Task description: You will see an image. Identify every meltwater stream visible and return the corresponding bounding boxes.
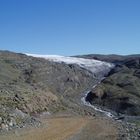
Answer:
[81,82,115,119]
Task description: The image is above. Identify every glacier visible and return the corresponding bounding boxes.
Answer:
[26,54,114,77]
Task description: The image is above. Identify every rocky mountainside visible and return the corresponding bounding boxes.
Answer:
[0,51,112,131]
[0,51,140,139]
[79,54,140,116]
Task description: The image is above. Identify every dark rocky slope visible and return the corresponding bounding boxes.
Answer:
[81,54,140,116]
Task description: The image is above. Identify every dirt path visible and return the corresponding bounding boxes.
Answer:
[0,116,118,140]
[68,117,118,140]
[0,116,87,140]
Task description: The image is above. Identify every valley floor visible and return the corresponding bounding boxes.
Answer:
[0,114,119,140]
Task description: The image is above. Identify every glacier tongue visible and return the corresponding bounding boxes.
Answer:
[26,54,114,77]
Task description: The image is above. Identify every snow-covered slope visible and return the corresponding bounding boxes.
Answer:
[26,54,114,78]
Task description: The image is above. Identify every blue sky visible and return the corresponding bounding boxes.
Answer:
[0,0,140,55]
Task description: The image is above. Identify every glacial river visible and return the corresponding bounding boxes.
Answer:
[81,82,115,119]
